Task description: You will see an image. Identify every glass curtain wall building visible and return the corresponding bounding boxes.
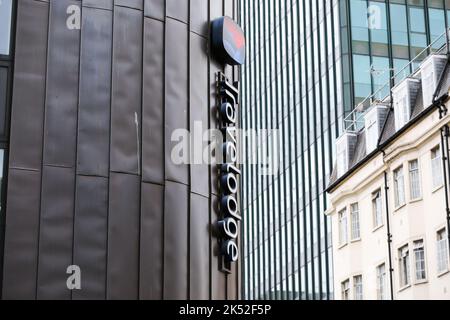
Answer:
[240,0,342,300]
[343,0,450,113]
[240,0,450,300]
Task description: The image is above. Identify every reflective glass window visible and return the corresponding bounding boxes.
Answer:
[369,1,389,56]
[372,56,390,99]
[390,4,410,59]
[409,7,427,59]
[428,8,446,48]
[353,54,372,103]
[351,0,369,54]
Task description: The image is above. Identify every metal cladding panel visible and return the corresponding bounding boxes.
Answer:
[83,0,113,10]
[190,34,209,197]
[4,0,241,301]
[2,169,41,299]
[208,0,224,199]
[163,181,188,300]
[107,172,140,300]
[190,193,210,300]
[139,182,164,300]
[115,0,143,10]
[144,0,164,20]
[209,60,222,197]
[77,6,112,178]
[37,166,75,300]
[210,195,226,300]
[190,0,208,36]
[110,6,142,175]
[166,0,188,23]
[224,0,234,26]
[72,176,108,300]
[210,0,223,20]
[9,0,48,170]
[165,18,189,185]
[43,0,80,167]
[142,18,164,185]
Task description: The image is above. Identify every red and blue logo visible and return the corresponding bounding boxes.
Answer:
[212,17,246,66]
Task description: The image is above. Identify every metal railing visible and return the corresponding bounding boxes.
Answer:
[343,27,450,133]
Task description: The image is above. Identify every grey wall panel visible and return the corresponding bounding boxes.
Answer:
[190,0,208,36]
[5,0,240,301]
[209,4,227,296]
[43,0,81,167]
[115,0,143,10]
[165,18,189,185]
[9,0,48,170]
[210,195,226,300]
[144,0,164,20]
[166,0,188,23]
[209,61,222,197]
[210,0,223,20]
[83,0,113,10]
[0,68,8,137]
[190,193,209,300]
[37,166,75,300]
[107,172,140,300]
[139,182,163,300]
[190,34,209,197]
[164,181,188,300]
[72,176,108,300]
[142,18,164,185]
[224,0,233,19]
[110,6,142,175]
[77,6,112,178]
[2,169,41,299]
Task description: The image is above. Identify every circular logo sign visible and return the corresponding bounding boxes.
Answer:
[211,16,246,66]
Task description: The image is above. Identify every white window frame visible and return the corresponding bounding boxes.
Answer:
[372,190,383,229]
[409,159,422,201]
[394,88,409,131]
[338,208,348,246]
[431,145,443,190]
[393,166,406,208]
[341,279,350,300]
[437,228,449,275]
[413,239,427,282]
[422,66,435,107]
[376,263,387,300]
[336,139,348,178]
[365,108,379,153]
[353,275,363,300]
[350,203,361,241]
[398,244,411,289]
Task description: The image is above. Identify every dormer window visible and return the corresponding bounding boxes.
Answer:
[421,54,447,107]
[336,132,357,178]
[364,104,388,154]
[392,78,421,131]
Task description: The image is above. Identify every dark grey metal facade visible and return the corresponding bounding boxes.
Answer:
[1,0,241,300]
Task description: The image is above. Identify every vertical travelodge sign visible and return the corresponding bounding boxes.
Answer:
[211,17,245,274]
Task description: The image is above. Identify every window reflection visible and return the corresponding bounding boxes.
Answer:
[429,8,446,48]
[353,54,371,103]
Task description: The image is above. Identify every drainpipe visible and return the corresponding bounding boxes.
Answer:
[441,124,450,259]
[383,171,394,300]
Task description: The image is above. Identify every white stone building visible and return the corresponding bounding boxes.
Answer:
[326,53,450,300]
